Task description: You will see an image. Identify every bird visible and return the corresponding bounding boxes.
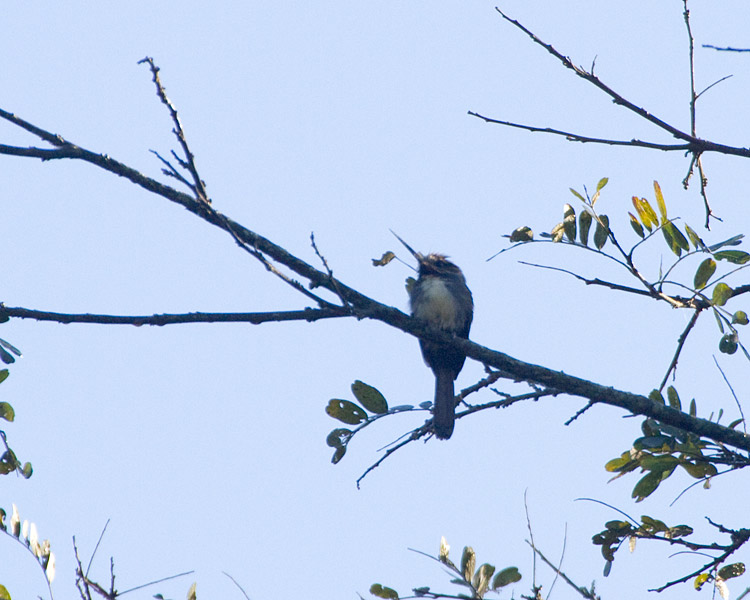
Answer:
[392,232,474,439]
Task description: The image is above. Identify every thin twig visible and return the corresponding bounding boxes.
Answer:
[138,57,210,204]
[85,520,111,578]
[658,307,703,391]
[713,356,747,435]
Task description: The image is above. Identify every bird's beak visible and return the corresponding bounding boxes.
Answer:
[389,229,421,260]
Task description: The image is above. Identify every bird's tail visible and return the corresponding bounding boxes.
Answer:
[433,370,456,439]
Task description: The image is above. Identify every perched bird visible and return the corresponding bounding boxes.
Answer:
[392,232,474,439]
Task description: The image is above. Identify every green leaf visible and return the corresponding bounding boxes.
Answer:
[718,562,745,580]
[666,386,681,410]
[0,348,14,365]
[594,215,609,250]
[640,515,668,533]
[662,222,689,256]
[550,223,565,243]
[714,250,750,264]
[653,181,667,223]
[693,258,716,289]
[689,398,696,417]
[0,584,10,600]
[0,403,14,422]
[325,399,368,425]
[0,370,8,385]
[605,520,633,533]
[639,455,679,472]
[632,471,667,502]
[628,213,644,238]
[579,211,592,246]
[666,524,693,538]
[596,177,609,191]
[370,584,399,599]
[712,283,733,307]
[680,460,717,479]
[20,463,32,479]
[684,224,704,250]
[461,546,476,581]
[351,381,388,414]
[719,333,738,355]
[563,204,576,242]
[603,560,612,577]
[732,311,749,325]
[492,567,521,589]
[509,226,533,243]
[326,428,352,448]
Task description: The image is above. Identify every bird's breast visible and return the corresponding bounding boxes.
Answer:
[412,276,466,331]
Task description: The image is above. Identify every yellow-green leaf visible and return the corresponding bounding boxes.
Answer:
[693,258,716,290]
[666,386,681,410]
[732,311,748,325]
[654,181,667,223]
[370,583,399,599]
[648,389,665,404]
[684,224,703,249]
[461,546,476,581]
[638,197,659,231]
[0,584,10,600]
[325,399,368,425]
[597,177,609,191]
[0,402,14,423]
[680,460,717,479]
[712,283,733,307]
[509,226,533,243]
[694,573,710,590]
[569,188,586,202]
[594,215,609,250]
[579,211,592,246]
[372,251,396,267]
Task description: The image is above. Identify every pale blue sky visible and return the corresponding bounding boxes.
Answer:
[1,2,749,599]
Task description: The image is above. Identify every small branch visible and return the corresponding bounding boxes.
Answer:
[658,307,703,391]
[485,9,750,159]
[0,305,347,326]
[702,44,750,52]
[713,356,747,435]
[138,57,210,204]
[467,112,692,151]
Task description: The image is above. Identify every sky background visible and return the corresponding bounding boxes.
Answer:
[1,1,750,599]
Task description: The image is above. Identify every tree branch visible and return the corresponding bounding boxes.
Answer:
[0,305,346,326]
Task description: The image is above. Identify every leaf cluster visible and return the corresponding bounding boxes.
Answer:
[370,538,521,599]
[604,386,747,502]
[326,381,422,464]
